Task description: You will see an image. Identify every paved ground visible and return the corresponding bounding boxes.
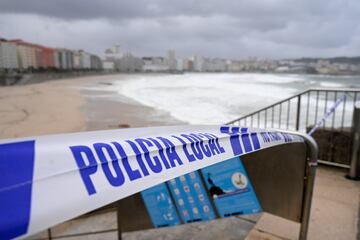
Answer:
[30,165,360,240]
[248,165,360,240]
[308,166,360,240]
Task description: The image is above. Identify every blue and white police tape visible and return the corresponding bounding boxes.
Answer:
[308,94,346,135]
[0,125,303,239]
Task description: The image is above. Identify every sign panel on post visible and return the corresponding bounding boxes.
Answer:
[168,172,216,223]
[201,157,262,217]
[141,183,181,228]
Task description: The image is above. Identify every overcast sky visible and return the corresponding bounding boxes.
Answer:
[0,0,359,59]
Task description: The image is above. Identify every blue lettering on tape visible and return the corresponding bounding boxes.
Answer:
[171,135,196,162]
[147,138,171,169]
[70,145,98,195]
[0,140,35,239]
[94,143,126,188]
[112,142,142,181]
[241,133,252,153]
[190,134,212,157]
[156,137,183,167]
[135,138,163,173]
[250,133,260,150]
[181,134,204,160]
[70,132,227,196]
[220,126,243,155]
[126,140,151,177]
[260,132,271,143]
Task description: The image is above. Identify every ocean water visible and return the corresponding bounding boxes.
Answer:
[88,73,360,125]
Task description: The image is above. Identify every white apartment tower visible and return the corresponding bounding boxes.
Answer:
[165,49,177,71]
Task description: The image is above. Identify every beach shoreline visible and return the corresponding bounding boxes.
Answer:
[78,74,183,131]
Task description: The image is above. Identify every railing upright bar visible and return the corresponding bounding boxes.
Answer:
[265,110,268,128]
[351,92,358,127]
[286,100,290,129]
[324,91,328,128]
[271,107,275,128]
[314,90,320,126]
[341,91,346,131]
[296,95,301,131]
[250,115,253,127]
[305,91,310,129]
[257,113,260,128]
[279,103,282,128]
[332,91,338,130]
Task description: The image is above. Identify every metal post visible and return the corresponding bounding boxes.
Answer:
[296,95,301,131]
[298,133,318,240]
[117,202,122,240]
[283,130,318,240]
[348,102,360,180]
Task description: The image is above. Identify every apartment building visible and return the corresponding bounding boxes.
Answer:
[10,40,37,70]
[0,39,19,69]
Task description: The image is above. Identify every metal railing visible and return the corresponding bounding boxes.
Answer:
[226,88,360,168]
[226,88,360,132]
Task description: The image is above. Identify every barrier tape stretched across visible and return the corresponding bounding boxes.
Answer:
[308,94,346,135]
[0,125,303,239]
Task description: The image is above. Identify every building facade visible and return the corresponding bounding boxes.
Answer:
[165,49,177,71]
[193,55,204,72]
[0,39,19,70]
[90,54,102,70]
[10,40,37,70]
[44,47,55,69]
[72,51,82,70]
[118,53,143,72]
[142,57,168,72]
[102,60,115,71]
[104,45,123,60]
[80,50,91,69]
[54,49,74,70]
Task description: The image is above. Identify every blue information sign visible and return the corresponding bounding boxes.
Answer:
[168,172,216,223]
[141,183,181,227]
[201,157,262,217]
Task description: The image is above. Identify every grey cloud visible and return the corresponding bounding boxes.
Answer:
[0,0,359,59]
[0,0,349,20]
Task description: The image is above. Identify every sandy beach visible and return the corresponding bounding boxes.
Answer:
[0,74,181,140]
[0,78,86,139]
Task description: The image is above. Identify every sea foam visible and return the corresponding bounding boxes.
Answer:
[85,73,358,125]
[114,73,300,124]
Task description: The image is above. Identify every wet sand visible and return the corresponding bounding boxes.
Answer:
[0,78,86,139]
[80,81,183,131]
[0,74,181,140]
